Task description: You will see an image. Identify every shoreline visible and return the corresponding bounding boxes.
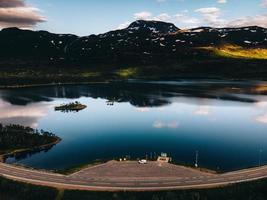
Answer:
[0,137,61,163]
[0,77,267,89]
[0,81,111,89]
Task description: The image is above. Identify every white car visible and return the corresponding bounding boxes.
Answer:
[138,159,147,164]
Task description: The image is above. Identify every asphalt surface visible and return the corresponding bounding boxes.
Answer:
[1,161,267,191]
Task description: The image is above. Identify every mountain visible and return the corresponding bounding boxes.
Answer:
[0,20,267,84]
[0,27,77,60]
[126,20,180,34]
[0,20,266,64]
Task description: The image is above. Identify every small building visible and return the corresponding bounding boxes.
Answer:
[157,153,172,163]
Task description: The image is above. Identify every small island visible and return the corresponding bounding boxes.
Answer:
[0,124,60,162]
[55,101,87,112]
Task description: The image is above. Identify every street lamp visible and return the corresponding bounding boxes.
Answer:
[195,151,199,168]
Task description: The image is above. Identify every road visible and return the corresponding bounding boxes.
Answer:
[1,161,267,191]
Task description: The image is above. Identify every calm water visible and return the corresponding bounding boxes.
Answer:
[1,80,267,171]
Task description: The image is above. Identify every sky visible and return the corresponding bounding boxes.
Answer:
[0,0,266,36]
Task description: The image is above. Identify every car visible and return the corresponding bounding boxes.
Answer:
[138,159,147,164]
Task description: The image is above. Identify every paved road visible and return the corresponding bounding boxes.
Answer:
[1,161,267,191]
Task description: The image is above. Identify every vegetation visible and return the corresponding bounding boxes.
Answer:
[55,101,87,112]
[0,176,58,200]
[115,67,139,78]
[200,45,267,60]
[0,124,60,161]
[2,175,267,200]
[80,72,101,78]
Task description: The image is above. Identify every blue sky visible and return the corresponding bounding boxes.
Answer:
[0,0,267,35]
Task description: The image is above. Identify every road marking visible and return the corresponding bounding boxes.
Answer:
[2,162,267,191]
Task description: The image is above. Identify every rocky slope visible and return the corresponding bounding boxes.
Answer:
[0,20,267,64]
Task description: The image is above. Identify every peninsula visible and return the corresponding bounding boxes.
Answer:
[0,124,60,162]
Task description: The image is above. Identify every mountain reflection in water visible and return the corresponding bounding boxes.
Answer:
[1,80,267,171]
[0,80,265,107]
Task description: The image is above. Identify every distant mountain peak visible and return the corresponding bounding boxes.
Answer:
[126,20,180,34]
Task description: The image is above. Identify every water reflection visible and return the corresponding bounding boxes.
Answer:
[0,80,264,107]
[1,81,267,171]
[0,99,51,127]
[194,105,211,116]
[153,120,179,129]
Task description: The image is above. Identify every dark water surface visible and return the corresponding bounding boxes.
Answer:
[1,80,267,171]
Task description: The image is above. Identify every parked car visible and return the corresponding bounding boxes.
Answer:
[138,159,147,164]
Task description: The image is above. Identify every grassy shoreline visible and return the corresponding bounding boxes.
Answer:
[1,55,267,88]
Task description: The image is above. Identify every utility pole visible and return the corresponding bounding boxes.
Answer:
[195,151,199,168]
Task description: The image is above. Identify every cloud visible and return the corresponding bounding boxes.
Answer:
[134,11,171,22]
[195,7,226,27]
[155,13,171,21]
[195,7,221,19]
[261,0,267,7]
[118,11,172,30]
[153,120,179,129]
[194,7,267,28]
[134,11,153,20]
[227,14,267,28]
[0,0,45,29]
[117,21,131,29]
[174,13,200,27]
[0,0,25,8]
[120,6,267,30]
[217,0,227,3]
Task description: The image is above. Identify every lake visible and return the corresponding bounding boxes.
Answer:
[1,80,267,171]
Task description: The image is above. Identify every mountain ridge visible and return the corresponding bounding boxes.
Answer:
[0,20,267,85]
[1,20,266,63]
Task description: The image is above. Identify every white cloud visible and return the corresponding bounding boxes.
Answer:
[261,0,267,7]
[134,11,153,20]
[195,7,227,27]
[154,13,171,21]
[117,21,131,29]
[195,7,221,18]
[133,11,171,22]
[227,14,267,28]
[218,0,227,3]
[119,6,267,31]
[174,13,200,27]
